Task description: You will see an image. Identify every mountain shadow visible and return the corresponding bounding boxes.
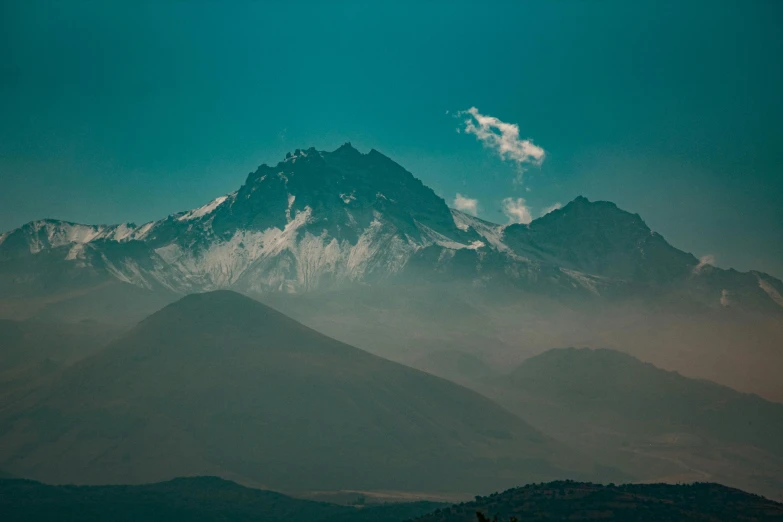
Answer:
[0,291,606,493]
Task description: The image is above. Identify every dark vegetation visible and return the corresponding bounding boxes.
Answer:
[413,481,783,522]
[5,478,780,522]
[0,476,443,522]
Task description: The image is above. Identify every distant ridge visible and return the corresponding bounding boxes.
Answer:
[479,347,783,501]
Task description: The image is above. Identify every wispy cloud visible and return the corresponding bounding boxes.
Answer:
[502,197,533,224]
[458,107,545,182]
[694,254,716,274]
[541,202,562,216]
[453,193,479,216]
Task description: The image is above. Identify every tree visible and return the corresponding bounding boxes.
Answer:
[476,512,518,522]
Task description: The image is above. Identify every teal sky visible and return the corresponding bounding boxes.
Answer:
[1,1,782,277]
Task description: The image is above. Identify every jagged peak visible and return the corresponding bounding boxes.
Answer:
[330,141,362,157]
[565,195,619,211]
[284,147,321,161]
[542,196,648,228]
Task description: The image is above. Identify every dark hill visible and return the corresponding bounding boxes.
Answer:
[413,481,783,522]
[0,476,443,522]
[507,348,783,451]
[0,291,599,493]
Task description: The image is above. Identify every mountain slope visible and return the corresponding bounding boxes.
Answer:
[0,318,121,401]
[2,145,782,403]
[1,145,780,314]
[501,197,783,312]
[479,348,783,500]
[0,291,603,493]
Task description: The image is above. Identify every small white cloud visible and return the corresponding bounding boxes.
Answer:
[502,197,533,224]
[453,193,479,216]
[458,107,545,183]
[694,254,716,274]
[541,202,562,216]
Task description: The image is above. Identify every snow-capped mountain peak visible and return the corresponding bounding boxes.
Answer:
[1,145,782,313]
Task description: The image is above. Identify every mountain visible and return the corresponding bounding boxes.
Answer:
[0,291,606,493]
[477,348,783,500]
[412,350,499,388]
[2,144,782,402]
[413,481,783,522]
[0,144,488,297]
[0,476,445,522]
[0,318,121,401]
[1,144,780,313]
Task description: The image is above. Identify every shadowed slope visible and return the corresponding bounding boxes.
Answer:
[0,291,599,493]
[480,348,783,500]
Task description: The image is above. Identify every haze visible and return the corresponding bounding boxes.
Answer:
[1,2,783,521]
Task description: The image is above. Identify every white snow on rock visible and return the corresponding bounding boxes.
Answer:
[176,194,231,221]
[286,194,296,221]
[65,243,86,261]
[340,191,356,204]
[758,276,783,308]
[129,221,156,241]
[450,209,509,252]
[560,267,602,296]
[3,166,782,313]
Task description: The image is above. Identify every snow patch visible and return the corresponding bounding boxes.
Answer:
[693,254,715,274]
[24,221,111,253]
[450,209,510,252]
[65,243,85,261]
[758,277,783,308]
[560,268,601,296]
[286,194,296,221]
[130,221,156,240]
[152,208,314,289]
[417,222,478,250]
[101,254,153,289]
[177,195,230,222]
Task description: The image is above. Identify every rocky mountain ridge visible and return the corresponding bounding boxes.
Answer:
[1,144,781,314]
